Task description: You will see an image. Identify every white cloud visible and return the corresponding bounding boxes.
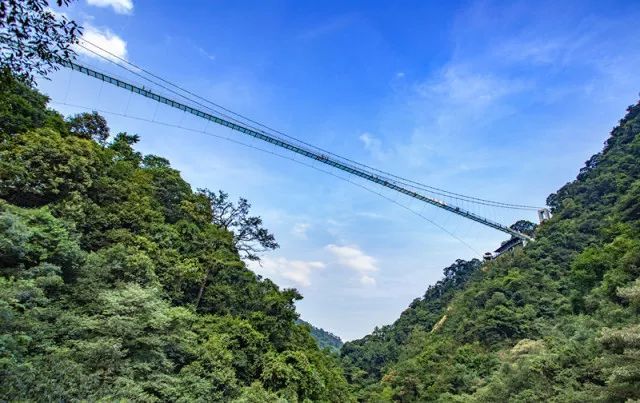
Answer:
[86,0,133,14]
[291,223,310,239]
[360,275,376,286]
[417,65,527,108]
[359,132,378,150]
[195,46,216,62]
[325,244,378,285]
[496,38,566,66]
[390,63,532,168]
[77,25,127,62]
[297,15,353,41]
[359,132,389,160]
[249,257,325,287]
[356,211,389,221]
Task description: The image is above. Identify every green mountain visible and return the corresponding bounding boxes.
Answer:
[3,68,638,403]
[0,73,351,402]
[298,320,344,352]
[341,101,640,401]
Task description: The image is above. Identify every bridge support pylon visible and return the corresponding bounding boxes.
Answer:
[537,208,551,223]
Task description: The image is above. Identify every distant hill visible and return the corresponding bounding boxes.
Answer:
[298,320,344,352]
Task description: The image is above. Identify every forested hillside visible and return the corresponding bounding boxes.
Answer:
[0,73,351,402]
[342,101,640,401]
[2,3,639,401]
[341,259,482,384]
[298,320,344,352]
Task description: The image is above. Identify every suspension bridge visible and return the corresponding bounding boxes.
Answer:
[53,42,549,255]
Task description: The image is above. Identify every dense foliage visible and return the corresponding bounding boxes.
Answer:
[342,101,640,401]
[298,320,344,353]
[7,2,639,401]
[0,74,352,402]
[341,259,482,388]
[0,0,80,83]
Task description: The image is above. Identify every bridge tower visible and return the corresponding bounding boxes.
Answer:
[537,208,551,223]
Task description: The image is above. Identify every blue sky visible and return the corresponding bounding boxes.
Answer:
[40,0,640,340]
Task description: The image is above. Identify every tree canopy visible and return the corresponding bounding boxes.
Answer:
[204,189,279,261]
[0,73,352,402]
[0,0,81,83]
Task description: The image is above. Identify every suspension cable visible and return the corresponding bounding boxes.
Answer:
[74,39,544,211]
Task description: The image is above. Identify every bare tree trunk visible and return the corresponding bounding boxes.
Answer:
[195,268,210,309]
